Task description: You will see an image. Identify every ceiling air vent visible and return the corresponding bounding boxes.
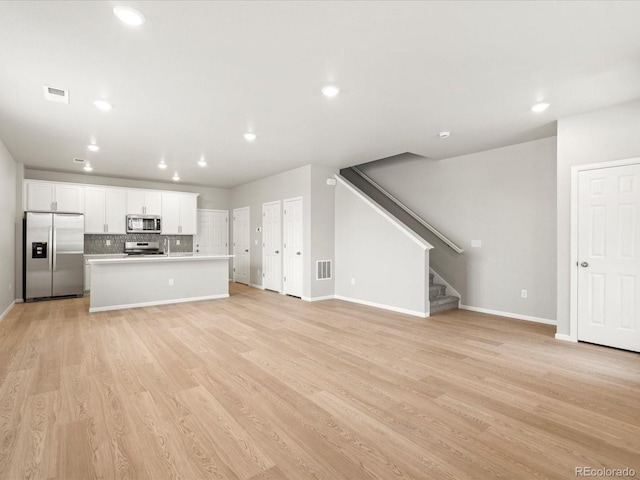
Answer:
[73,158,86,164]
[43,85,69,104]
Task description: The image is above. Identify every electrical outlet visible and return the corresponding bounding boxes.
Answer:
[351,278,356,285]
[105,239,111,246]
[471,240,481,248]
[169,279,174,286]
[521,289,528,298]
[176,239,180,245]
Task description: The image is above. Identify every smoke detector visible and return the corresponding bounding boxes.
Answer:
[43,85,69,104]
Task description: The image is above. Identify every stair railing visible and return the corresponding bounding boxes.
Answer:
[349,166,464,254]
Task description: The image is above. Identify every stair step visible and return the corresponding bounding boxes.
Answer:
[430,295,460,314]
[429,284,446,300]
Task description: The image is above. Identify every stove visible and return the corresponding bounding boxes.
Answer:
[123,241,165,256]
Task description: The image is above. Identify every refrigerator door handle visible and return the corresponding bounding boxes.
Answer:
[48,226,53,271]
[52,227,57,271]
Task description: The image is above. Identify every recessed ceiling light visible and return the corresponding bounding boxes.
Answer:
[172,173,180,181]
[439,131,451,139]
[197,159,207,167]
[83,164,93,172]
[87,144,100,152]
[113,6,145,26]
[321,85,340,98]
[244,132,257,142]
[531,102,550,113]
[158,160,167,169]
[93,100,113,111]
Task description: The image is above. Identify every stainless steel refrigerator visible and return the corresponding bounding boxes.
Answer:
[24,212,84,301]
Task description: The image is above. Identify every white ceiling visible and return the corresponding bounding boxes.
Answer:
[1,1,640,188]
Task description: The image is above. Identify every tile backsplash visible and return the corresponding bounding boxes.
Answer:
[85,234,193,254]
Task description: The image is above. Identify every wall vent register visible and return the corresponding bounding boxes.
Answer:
[316,260,332,280]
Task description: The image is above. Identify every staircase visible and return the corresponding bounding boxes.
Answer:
[339,165,462,314]
[429,273,459,314]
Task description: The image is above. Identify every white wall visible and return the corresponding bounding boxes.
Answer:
[359,137,557,322]
[24,169,230,210]
[335,178,430,316]
[556,99,640,336]
[0,139,17,319]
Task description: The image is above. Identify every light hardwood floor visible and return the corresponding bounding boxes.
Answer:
[1,283,639,479]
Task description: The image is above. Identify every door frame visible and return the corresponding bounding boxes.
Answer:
[568,156,640,342]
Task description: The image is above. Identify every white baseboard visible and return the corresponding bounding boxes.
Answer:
[89,294,229,313]
[0,301,16,323]
[459,304,556,326]
[249,283,265,290]
[14,298,24,304]
[302,295,336,302]
[554,333,577,342]
[334,295,428,318]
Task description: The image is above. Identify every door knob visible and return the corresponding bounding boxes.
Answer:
[244,249,249,253]
[275,250,279,254]
[580,261,589,267]
[296,251,301,255]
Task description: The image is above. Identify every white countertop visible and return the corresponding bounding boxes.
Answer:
[88,253,233,265]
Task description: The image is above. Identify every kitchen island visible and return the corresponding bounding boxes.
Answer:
[88,254,233,312]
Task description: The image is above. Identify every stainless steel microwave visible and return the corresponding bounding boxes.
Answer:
[126,214,161,234]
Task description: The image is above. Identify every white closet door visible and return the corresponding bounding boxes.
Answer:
[283,198,303,297]
[578,162,640,352]
[233,207,250,285]
[262,201,282,292]
[196,210,228,254]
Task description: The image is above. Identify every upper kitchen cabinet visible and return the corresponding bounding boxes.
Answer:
[161,193,198,234]
[84,186,127,234]
[126,190,162,215]
[24,180,84,213]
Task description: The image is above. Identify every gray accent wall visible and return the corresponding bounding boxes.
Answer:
[556,99,640,336]
[0,139,17,316]
[358,137,557,322]
[335,179,430,315]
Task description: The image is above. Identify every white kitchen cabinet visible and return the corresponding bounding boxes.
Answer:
[84,187,127,234]
[126,190,162,215]
[161,193,198,234]
[25,180,84,213]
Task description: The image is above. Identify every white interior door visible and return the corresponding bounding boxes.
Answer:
[283,198,303,297]
[233,207,250,285]
[196,209,228,254]
[578,163,640,352]
[262,201,282,292]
